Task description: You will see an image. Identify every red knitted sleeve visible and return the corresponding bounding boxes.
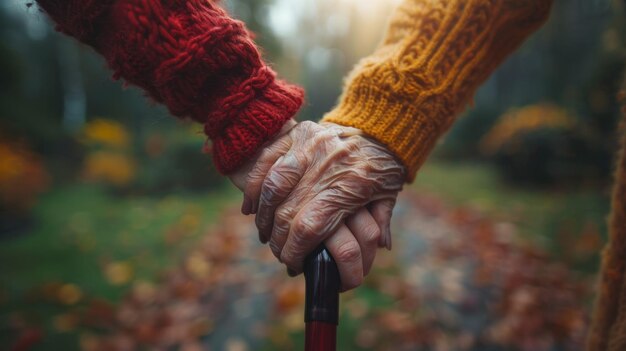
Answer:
[35,0,304,174]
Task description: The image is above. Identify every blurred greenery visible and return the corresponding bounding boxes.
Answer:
[440,0,624,183]
[413,162,610,272]
[0,185,237,297]
[0,184,238,350]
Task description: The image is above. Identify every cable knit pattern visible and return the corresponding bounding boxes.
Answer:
[587,115,626,351]
[35,0,304,174]
[322,0,552,180]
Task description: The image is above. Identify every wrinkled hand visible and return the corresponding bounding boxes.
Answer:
[242,121,406,290]
[228,120,396,290]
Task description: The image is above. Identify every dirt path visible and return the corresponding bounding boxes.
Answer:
[77,190,593,351]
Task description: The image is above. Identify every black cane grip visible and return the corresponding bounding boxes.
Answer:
[304,245,340,325]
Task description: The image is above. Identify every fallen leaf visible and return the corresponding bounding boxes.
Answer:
[58,284,83,305]
[104,261,134,286]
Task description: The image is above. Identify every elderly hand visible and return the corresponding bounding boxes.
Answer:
[227,119,297,191]
[242,121,405,290]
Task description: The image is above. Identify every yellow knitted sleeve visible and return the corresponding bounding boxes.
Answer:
[322,0,553,180]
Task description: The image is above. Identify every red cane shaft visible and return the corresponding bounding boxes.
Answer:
[304,245,340,351]
[305,321,336,351]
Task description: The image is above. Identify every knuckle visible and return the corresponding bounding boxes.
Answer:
[292,217,321,244]
[274,165,300,188]
[259,172,296,206]
[274,207,293,229]
[335,240,362,264]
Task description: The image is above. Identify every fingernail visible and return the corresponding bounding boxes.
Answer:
[287,268,298,277]
[379,227,389,248]
[385,229,391,250]
[259,229,270,245]
[241,195,252,215]
[258,229,268,244]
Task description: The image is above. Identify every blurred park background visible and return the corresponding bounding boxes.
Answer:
[0,0,624,350]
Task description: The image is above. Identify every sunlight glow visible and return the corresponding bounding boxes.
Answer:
[267,0,401,39]
[266,0,404,72]
[336,0,403,16]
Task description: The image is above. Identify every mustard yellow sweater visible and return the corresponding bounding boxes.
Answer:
[323,2,626,350]
[587,112,626,351]
[322,0,553,180]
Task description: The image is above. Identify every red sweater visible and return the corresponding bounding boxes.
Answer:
[35,0,304,174]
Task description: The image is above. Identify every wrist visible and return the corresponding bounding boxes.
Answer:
[228,119,298,191]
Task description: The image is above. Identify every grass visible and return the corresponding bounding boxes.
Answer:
[0,183,239,349]
[412,161,611,271]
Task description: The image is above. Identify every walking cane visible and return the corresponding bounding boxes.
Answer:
[304,245,340,351]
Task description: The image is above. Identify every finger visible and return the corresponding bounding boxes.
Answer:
[345,208,381,276]
[242,132,293,215]
[267,170,324,255]
[255,152,307,243]
[280,188,359,273]
[324,224,364,291]
[268,201,298,260]
[368,198,396,250]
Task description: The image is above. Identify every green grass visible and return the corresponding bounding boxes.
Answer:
[413,161,611,270]
[0,183,239,349]
[1,184,238,298]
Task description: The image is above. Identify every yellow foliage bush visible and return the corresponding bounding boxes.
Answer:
[480,104,577,155]
[0,140,50,212]
[82,119,130,149]
[81,118,136,187]
[83,151,136,186]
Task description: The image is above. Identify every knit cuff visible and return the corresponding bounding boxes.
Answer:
[211,79,304,174]
[36,0,115,45]
[322,84,445,182]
